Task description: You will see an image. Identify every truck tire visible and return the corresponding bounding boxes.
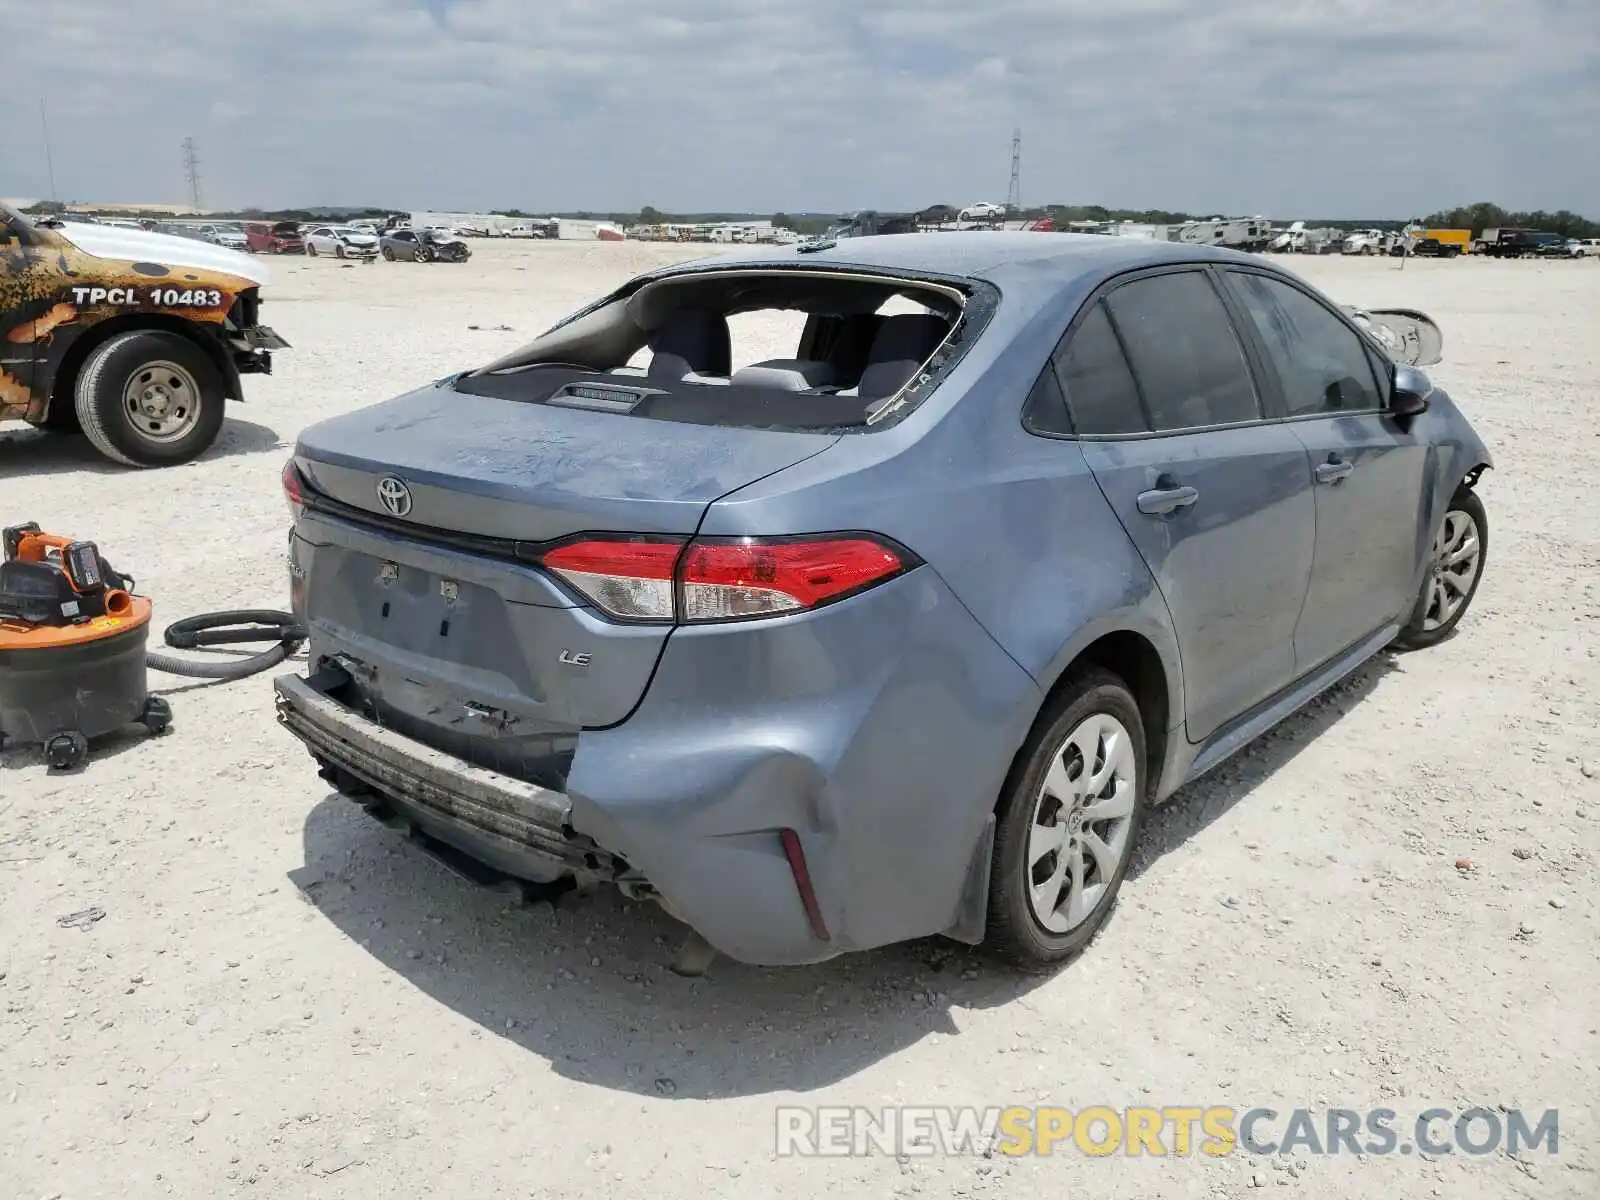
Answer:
[74,331,227,467]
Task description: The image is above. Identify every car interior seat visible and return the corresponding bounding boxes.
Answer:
[646,309,732,383]
[821,313,886,390]
[839,313,952,401]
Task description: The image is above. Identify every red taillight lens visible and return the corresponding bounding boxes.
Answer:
[282,459,306,521]
[540,537,684,621]
[679,537,906,621]
[538,533,910,624]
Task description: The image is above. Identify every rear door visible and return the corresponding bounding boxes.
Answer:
[1060,268,1316,743]
[1221,267,1429,672]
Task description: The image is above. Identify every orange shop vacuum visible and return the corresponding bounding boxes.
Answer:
[1,522,308,771]
[0,523,171,769]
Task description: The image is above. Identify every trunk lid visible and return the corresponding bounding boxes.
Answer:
[294,381,838,539]
[290,384,838,754]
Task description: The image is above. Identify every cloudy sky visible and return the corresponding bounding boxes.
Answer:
[2,0,1595,217]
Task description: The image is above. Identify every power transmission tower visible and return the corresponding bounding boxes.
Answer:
[182,137,203,210]
[1005,128,1021,214]
[40,99,59,203]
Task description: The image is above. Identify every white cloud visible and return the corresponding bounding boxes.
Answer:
[0,0,1593,216]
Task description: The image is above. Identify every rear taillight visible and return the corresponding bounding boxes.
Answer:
[680,537,907,621]
[282,459,306,521]
[538,533,913,624]
[541,537,681,622]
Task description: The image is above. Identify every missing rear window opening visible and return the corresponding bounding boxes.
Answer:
[459,268,997,433]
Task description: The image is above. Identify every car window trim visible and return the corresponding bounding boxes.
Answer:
[1216,264,1390,419]
[1200,264,1288,420]
[1101,264,1266,434]
[1023,260,1282,443]
[1094,298,1158,432]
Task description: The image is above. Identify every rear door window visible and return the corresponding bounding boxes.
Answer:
[1103,271,1261,431]
[1226,271,1384,416]
[1051,301,1147,435]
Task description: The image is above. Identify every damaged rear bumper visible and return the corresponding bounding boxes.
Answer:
[274,565,1037,966]
[274,670,614,885]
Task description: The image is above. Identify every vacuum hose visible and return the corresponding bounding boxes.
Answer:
[146,610,308,681]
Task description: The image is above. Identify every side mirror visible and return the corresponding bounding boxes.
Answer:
[1390,364,1432,419]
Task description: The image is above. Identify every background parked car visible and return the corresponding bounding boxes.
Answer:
[243,220,305,254]
[305,225,379,260]
[379,227,471,262]
[194,223,249,250]
[1535,238,1588,259]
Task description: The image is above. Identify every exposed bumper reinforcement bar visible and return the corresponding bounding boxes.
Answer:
[273,671,614,883]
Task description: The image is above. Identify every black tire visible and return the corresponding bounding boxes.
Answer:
[415,245,433,263]
[46,731,88,771]
[335,244,346,259]
[307,242,318,257]
[985,667,1148,971]
[381,245,395,261]
[141,696,173,735]
[1394,486,1488,650]
[73,331,226,468]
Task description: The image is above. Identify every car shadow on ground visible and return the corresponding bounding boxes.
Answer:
[1130,651,1400,877]
[0,416,281,476]
[290,650,1400,1101]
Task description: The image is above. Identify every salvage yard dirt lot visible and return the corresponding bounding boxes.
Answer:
[2,241,1596,1199]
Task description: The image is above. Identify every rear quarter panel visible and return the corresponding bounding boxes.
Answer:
[698,268,1186,799]
[0,227,254,423]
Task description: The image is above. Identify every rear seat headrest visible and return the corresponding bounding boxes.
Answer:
[854,313,952,400]
[729,359,838,391]
[647,308,732,380]
[868,314,951,365]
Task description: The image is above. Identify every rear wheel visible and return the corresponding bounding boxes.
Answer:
[381,245,395,261]
[74,331,226,467]
[1394,486,1488,650]
[307,242,318,257]
[985,668,1147,970]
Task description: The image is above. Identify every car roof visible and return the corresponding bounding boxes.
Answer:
[650,232,1263,294]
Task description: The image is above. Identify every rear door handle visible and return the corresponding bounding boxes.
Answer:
[1314,458,1354,485]
[1136,485,1200,516]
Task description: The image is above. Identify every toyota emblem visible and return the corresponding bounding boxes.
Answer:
[376,476,413,516]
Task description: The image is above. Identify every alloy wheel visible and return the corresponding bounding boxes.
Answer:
[1421,508,1483,631]
[1025,712,1138,933]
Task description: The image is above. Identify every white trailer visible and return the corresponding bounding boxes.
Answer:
[1168,217,1274,251]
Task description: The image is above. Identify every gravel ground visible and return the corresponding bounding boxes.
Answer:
[1,241,1596,1199]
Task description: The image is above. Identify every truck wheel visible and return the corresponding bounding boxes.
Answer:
[74,331,227,467]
